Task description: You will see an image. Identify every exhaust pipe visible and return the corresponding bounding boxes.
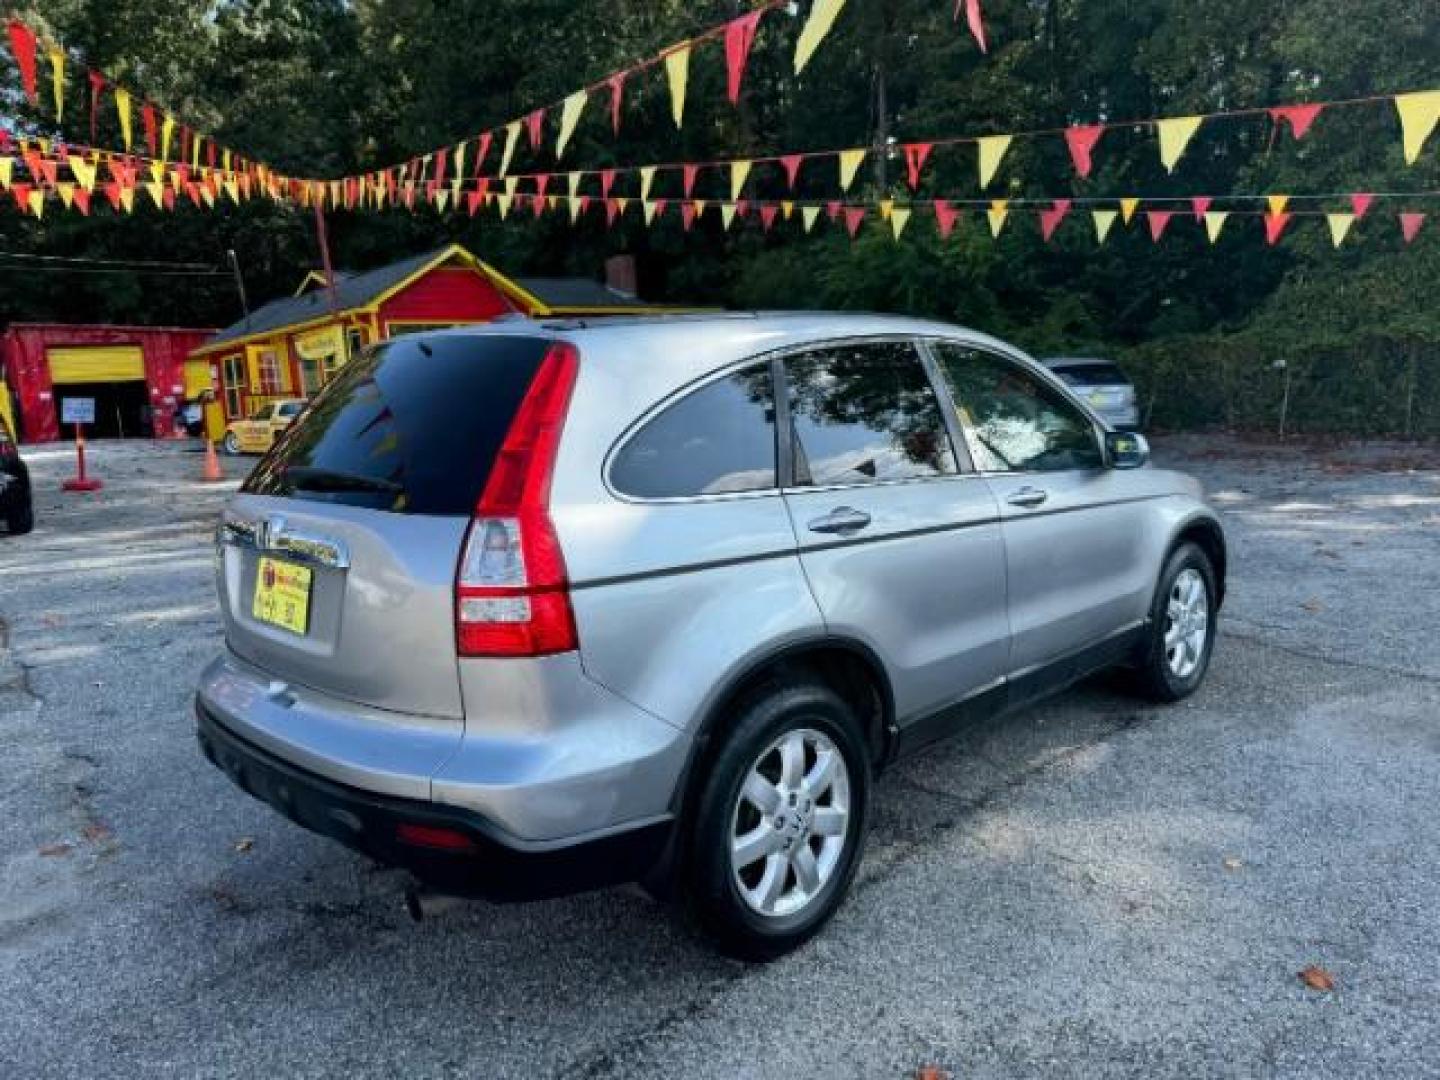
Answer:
[404,887,468,922]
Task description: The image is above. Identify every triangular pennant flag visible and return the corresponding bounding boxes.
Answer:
[1264,211,1292,246]
[534,173,552,200]
[27,188,44,218]
[957,0,988,53]
[161,113,176,161]
[56,182,75,209]
[838,148,866,192]
[495,193,513,219]
[802,205,821,233]
[987,199,1008,237]
[1267,194,1290,216]
[1092,209,1117,243]
[1326,212,1354,248]
[1395,92,1440,165]
[148,159,167,185]
[1039,198,1071,241]
[9,182,32,212]
[145,181,165,209]
[890,207,912,240]
[7,20,38,102]
[780,154,804,189]
[556,91,587,158]
[1350,193,1375,220]
[683,164,701,198]
[1400,212,1426,243]
[1064,125,1104,179]
[844,206,866,238]
[680,202,698,231]
[142,103,158,156]
[724,10,764,104]
[467,188,484,216]
[795,0,847,74]
[760,204,778,231]
[114,87,133,151]
[599,169,616,199]
[73,187,90,215]
[731,159,752,201]
[0,157,11,189]
[878,198,894,220]
[934,200,959,239]
[48,46,65,121]
[1146,209,1175,241]
[473,130,493,175]
[721,202,738,230]
[101,181,121,211]
[903,143,933,190]
[1120,197,1140,224]
[665,43,691,128]
[224,179,239,204]
[976,135,1011,188]
[639,165,657,202]
[525,108,546,151]
[606,198,622,227]
[1190,196,1212,221]
[642,199,664,226]
[825,200,843,221]
[781,200,795,220]
[564,171,580,198]
[1270,103,1323,140]
[499,120,521,176]
[434,189,450,213]
[606,72,627,134]
[1156,115,1203,173]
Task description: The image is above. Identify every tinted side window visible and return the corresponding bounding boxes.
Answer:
[933,344,1102,473]
[785,341,956,486]
[611,363,776,498]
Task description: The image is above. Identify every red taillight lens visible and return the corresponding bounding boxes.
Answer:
[455,341,579,658]
[395,823,476,852]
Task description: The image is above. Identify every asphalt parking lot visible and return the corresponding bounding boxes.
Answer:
[2,435,1438,1079]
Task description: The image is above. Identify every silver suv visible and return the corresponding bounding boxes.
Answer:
[196,313,1225,958]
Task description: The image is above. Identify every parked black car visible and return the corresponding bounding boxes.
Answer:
[0,411,33,535]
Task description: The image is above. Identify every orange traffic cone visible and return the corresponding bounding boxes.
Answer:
[201,438,224,483]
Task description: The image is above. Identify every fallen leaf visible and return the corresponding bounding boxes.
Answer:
[1298,964,1335,992]
[39,841,74,858]
[916,1068,948,1080]
[1300,599,1324,613]
[1222,856,1243,872]
[234,838,254,854]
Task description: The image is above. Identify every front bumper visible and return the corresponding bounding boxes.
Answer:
[197,701,672,899]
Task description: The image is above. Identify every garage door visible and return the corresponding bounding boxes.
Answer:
[47,346,146,384]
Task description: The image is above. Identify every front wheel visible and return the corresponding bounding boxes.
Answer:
[6,501,33,535]
[222,432,240,456]
[683,679,870,961]
[1132,542,1218,703]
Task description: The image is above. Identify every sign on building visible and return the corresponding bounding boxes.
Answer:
[61,397,96,425]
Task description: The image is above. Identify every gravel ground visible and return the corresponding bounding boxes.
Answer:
[1,435,1437,1079]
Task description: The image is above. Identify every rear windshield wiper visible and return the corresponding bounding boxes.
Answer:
[284,465,403,495]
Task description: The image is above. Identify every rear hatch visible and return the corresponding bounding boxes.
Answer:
[217,332,553,720]
[1050,361,1135,415]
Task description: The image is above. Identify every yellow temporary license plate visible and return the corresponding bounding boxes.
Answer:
[252,557,313,636]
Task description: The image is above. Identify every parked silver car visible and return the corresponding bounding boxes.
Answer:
[1042,357,1140,430]
[196,314,1225,958]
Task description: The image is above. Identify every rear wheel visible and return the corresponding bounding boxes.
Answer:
[222,432,240,456]
[6,501,33,535]
[683,679,870,960]
[1132,542,1217,702]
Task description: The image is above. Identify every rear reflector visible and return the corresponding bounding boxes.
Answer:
[395,823,476,852]
[455,341,579,657]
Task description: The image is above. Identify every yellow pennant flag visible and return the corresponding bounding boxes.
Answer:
[639,165,657,202]
[48,47,65,121]
[838,148,866,192]
[145,181,166,209]
[499,120,521,176]
[435,189,450,213]
[977,135,1011,188]
[28,189,45,218]
[566,171,581,198]
[148,160,167,185]
[642,199,660,226]
[1204,211,1229,243]
[0,157,13,190]
[224,179,240,204]
[1395,91,1440,164]
[161,114,176,161]
[452,141,467,201]
[721,202,738,230]
[1092,209,1118,243]
[795,0,847,74]
[192,133,202,170]
[1120,197,1140,224]
[568,195,585,222]
[1326,212,1355,248]
[504,175,520,198]
[1267,194,1289,216]
[890,207,912,240]
[615,197,630,216]
[556,90,588,158]
[802,205,821,232]
[878,198,894,220]
[781,200,795,220]
[987,199,1009,237]
[731,160,752,201]
[201,185,215,208]
[665,44,691,128]
[1156,115,1203,173]
[57,182,75,209]
[692,199,708,217]
[547,195,559,211]
[496,193,513,219]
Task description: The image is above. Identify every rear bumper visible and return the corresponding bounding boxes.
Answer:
[197,700,672,899]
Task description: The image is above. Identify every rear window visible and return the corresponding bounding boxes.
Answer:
[243,335,550,515]
[1048,362,1129,387]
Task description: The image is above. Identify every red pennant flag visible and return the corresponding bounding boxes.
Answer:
[606,198,621,227]
[605,73,628,135]
[577,195,591,216]
[185,182,202,208]
[162,187,176,211]
[682,164,701,198]
[474,130,492,174]
[954,0,988,53]
[0,130,8,152]
[6,20,37,103]
[844,207,866,238]
[735,199,750,219]
[779,154,804,189]
[903,143,934,191]
[531,194,546,218]
[401,185,415,209]
[73,187,91,215]
[1350,193,1374,220]
[88,70,105,142]
[434,147,448,185]
[680,202,698,231]
[525,109,546,150]
[760,204,778,231]
[467,189,484,216]
[534,173,551,199]
[724,10,764,104]
[934,200,960,239]
[1039,198,1072,241]
[207,141,217,170]
[1146,210,1174,241]
[600,169,616,199]
[1190,196,1213,220]
[1400,212,1426,243]
[102,182,123,211]
[826,200,843,221]
[10,183,33,212]
[1264,211,1291,245]
[1064,125,1104,178]
[22,148,45,185]
[142,104,158,157]
[1269,103,1323,140]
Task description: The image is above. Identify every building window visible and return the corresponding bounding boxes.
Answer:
[345,327,364,362]
[256,349,283,394]
[221,354,244,418]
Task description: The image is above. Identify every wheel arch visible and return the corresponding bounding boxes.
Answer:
[1171,513,1227,607]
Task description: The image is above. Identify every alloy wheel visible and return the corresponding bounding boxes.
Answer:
[1164,567,1209,679]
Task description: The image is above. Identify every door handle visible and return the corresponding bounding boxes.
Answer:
[807,506,872,535]
[1006,486,1048,509]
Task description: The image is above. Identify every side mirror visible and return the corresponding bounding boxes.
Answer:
[1106,430,1149,469]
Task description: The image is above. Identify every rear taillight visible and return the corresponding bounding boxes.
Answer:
[455,341,579,658]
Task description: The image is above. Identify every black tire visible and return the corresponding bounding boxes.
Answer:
[6,501,33,535]
[222,432,240,456]
[1131,542,1218,703]
[682,678,870,961]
